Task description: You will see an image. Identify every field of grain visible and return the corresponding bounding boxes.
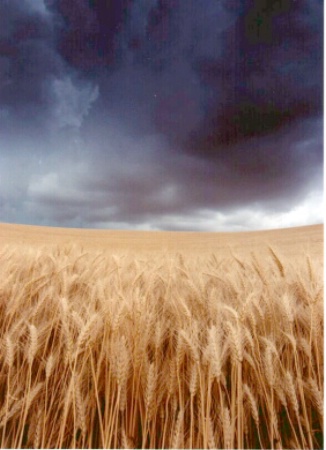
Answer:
[0,224,323,448]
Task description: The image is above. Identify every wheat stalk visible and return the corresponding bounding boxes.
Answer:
[4,334,14,369]
[76,313,99,355]
[145,362,156,420]
[189,362,199,397]
[171,408,184,449]
[45,353,55,380]
[27,323,38,366]
[74,374,87,438]
[285,371,299,416]
[243,383,259,427]
[222,405,232,449]
[0,242,322,449]
[306,377,323,418]
[207,415,217,449]
[269,247,285,277]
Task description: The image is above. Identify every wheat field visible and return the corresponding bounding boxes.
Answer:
[0,225,323,449]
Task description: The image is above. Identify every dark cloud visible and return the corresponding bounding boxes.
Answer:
[0,1,58,117]
[189,0,322,152]
[0,0,323,230]
[58,0,323,141]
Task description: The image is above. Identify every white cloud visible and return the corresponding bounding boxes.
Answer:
[51,77,99,129]
[149,190,324,232]
[207,190,324,231]
[0,108,9,119]
[28,172,59,196]
[27,169,87,205]
[25,0,50,16]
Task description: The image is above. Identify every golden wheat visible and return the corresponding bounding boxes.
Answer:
[0,243,323,448]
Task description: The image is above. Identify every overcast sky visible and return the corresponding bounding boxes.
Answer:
[0,0,323,231]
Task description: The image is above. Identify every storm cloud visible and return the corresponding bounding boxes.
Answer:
[0,0,323,231]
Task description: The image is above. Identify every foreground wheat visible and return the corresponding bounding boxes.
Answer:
[0,244,323,449]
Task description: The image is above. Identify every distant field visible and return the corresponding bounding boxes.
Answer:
[0,222,323,258]
[0,223,323,448]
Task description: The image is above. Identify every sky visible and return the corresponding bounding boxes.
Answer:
[0,0,323,232]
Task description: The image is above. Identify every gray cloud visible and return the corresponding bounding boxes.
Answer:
[18,116,321,230]
[0,0,323,231]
